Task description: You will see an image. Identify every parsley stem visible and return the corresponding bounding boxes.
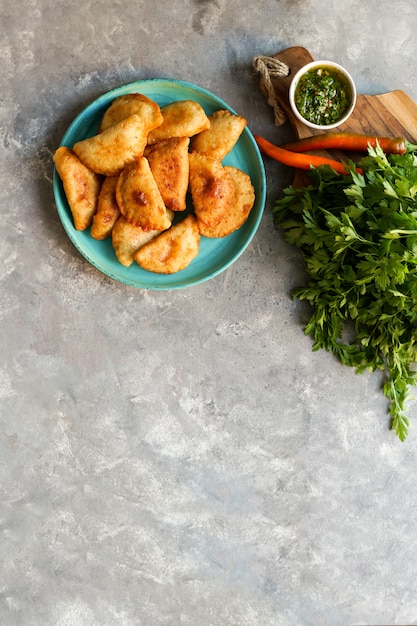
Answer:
[387,229,417,236]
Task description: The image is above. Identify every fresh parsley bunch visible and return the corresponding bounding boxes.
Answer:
[274,145,417,440]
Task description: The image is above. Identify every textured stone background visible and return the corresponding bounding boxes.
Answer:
[1,1,417,624]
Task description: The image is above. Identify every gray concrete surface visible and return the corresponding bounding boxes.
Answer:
[2,1,417,624]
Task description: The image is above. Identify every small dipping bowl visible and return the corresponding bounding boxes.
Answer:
[289,60,356,130]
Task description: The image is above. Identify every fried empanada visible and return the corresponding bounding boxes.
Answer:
[111,211,174,267]
[98,93,163,133]
[53,146,102,231]
[90,176,120,240]
[144,137,190,212]
[190,109,247,160]
[147,100,210,145]
[134,214,200,274]
[188,151,235,230]
[198,166,255,238]
[73,114,148,176]
[116,156,172,231]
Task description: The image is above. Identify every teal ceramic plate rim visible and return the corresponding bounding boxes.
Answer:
[53,78,266,290]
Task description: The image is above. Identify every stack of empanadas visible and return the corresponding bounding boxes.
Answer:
[53,92,255,274]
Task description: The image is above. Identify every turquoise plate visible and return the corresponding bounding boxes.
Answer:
[53,79,266,290]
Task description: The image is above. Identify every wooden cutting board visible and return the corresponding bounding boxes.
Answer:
[258,46,417,185]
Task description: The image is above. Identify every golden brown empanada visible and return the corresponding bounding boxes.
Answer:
[115,156,172,231]
[144,137,190,212]
[188,151,235,231]
[73,114,148,176]
[98,93,163,133]
[134,215,200,274]
[147,100,210,145]
[190,109,247,160]
[111,211,174,267]
[90,176,120,240]
[198,166,255,238]
[53,146,102,231]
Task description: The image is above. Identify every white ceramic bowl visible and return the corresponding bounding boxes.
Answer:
[289,60,356,130]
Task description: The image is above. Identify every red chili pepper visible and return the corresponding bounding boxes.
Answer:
[281,132,407,154]
[254,135,361,176]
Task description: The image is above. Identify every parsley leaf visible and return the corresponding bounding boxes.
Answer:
[274,145,417,440]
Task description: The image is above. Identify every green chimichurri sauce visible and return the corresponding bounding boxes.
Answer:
[294,66,351,125]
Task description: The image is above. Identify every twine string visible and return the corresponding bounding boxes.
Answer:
[253,55,290,126]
